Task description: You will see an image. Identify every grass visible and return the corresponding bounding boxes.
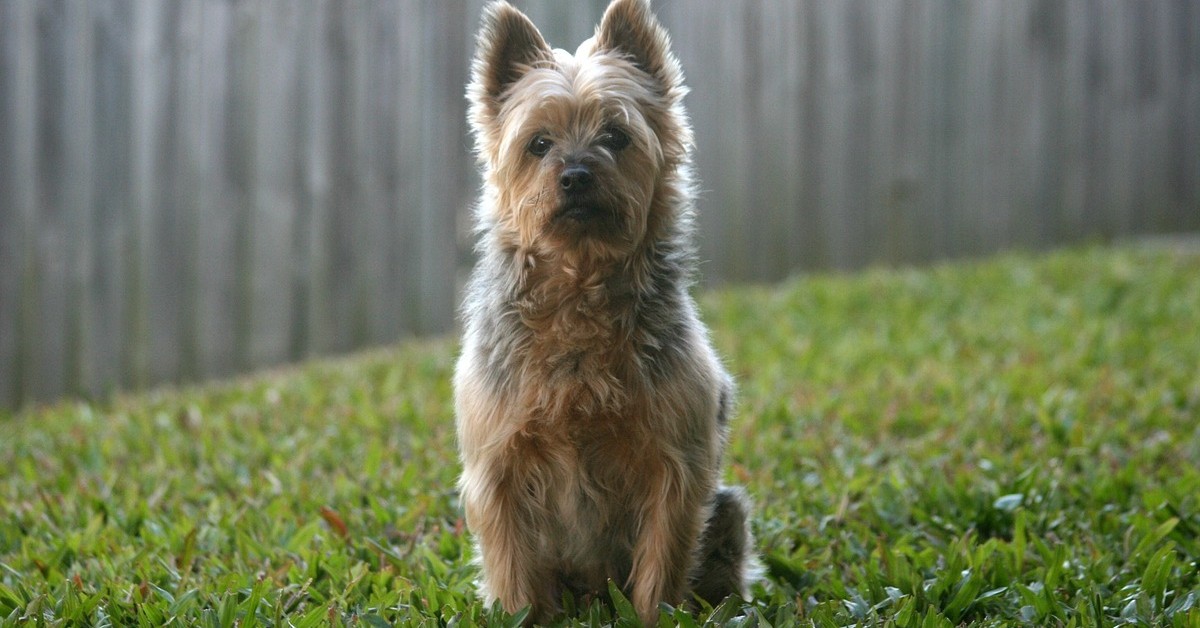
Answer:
[2,245,1199,627]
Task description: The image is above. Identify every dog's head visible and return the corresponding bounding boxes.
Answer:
[468,0,692,261]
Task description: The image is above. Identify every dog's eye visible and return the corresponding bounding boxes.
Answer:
[598,126,630,152]
[527,134,553,157]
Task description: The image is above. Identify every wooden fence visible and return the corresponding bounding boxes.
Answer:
[1,0,1197,409]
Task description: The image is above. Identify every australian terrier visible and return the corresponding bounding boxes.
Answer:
[454,0,759,623]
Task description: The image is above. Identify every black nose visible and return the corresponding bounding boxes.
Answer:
[559,165,593,194]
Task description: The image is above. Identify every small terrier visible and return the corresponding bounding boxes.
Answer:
[454,0,758,623]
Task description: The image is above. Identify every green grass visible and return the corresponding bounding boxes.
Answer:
[3,246,1199,627]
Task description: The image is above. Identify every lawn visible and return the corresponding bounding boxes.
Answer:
[2,246,1198,627]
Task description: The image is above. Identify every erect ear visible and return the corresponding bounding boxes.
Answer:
[594,0,683,91]
[469,2,552,118]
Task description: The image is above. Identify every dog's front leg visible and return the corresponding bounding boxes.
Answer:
[462,464,554,623]
[627,467,707,625]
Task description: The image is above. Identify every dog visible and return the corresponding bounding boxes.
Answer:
[454,0,758,623]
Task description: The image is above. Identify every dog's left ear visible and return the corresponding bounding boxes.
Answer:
[595,0,683,92]
[471,2,552,110]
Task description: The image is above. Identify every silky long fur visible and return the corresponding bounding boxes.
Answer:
[455,1,759,623]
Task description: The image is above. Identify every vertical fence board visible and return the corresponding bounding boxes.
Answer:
[0,0,39,407]
[842,0,878,270]
[1081,1,1111,239]
[300,0,334,357]
[965,1,1006,254]
[351,2,394,347]
[176,0,204,381]
[226,1,260,371]
[418,0,469,334]
[821,2,858,270]
[126,1,154,388]
[1030,0,1069,248]
[771,0,807,274]
[799,0,832,269]
[667,1,732,281]
[287,4,314,362]
[194,0,234,379]
[136,1,182,385]
[249,0,300,366]
[32,0,70,400]
[360,1,402,345]
[1188,0,1200,232]
[1109,2,1138,236]
[90,0,134,398]
[152,1,186,384]
[0,0,16,408]
[322,1,357,352]
[61,1,95,396]
[740,2,771,279]
[1165,0,1196,229]
[876,0,929,265]
[518,0,608,48]
[1186,0,1200,231]
[1059,0,1090,240]
[1133,0,1170,233]
[390,1,430,344]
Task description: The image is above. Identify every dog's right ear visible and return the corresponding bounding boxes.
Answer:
[469,2,552,124]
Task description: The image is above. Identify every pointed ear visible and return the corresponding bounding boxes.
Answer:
[594,0,682,91]
[469,2,552,118]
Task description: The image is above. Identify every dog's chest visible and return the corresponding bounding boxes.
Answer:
[513,289,649,414]
[520,338,639,427]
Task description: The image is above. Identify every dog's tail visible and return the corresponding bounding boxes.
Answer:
[689,485,763,605]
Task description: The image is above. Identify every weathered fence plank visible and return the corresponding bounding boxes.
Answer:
[90,0,134,399]
[417,0,470,335]
[1,0,1198,409]
[193,0,233,380]
[33,0,70,401]
[0,0,39,408]
[251,0,301,367]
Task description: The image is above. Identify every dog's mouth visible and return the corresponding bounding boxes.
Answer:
[555,204,601,222]
[550,200,625,242]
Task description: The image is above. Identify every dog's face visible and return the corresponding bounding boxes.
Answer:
[468,0,692,261]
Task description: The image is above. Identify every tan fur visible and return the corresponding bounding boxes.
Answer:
[456,1,759,623]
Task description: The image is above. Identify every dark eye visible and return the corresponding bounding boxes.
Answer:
[598,126,630,152]
[528,134,553,157]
